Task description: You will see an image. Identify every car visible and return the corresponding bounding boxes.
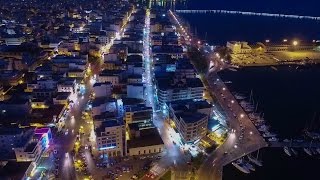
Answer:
[131,174,138,179]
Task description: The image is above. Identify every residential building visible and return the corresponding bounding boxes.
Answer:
[93,82,112,98]
[95,120,126,157]
[14,128,52,162]
[127,127,164,156]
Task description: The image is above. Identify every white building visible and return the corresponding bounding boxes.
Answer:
[171,112,208,143]
[14,128,51,162]
[95,120,126,157]
[93,82,112,98]
[57,79,77,93]
[226,41,252,54]
[124,104,153,125]
[4,36,26,46]
[157,78,204,105]
[92,97,123,117]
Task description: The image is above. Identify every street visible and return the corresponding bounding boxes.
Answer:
[141,9,191,180]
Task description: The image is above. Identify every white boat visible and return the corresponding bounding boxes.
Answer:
[268,137,278,142]
[235,94,246,100]
[258,125,270,132]
[303,148,312,156]
[283,147,292,156]
[291,148,298,156]
[242,105,254,112]
[248,113,260,119]
[232,162,250,174]
[263,132,277,138]
[316,148,320,155]
[283,139,290,143]
[244,162,255,171]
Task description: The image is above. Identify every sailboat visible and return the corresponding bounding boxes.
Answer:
[289,139,298,156]
[304,141,313,156]
[303,148,312,156]
[232,159,251,174]
[232,162,250,174]
[291,148,298,156]
[283,146,292,156]
[248,150,263,167]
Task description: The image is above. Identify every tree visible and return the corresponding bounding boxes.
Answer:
[215,46,232,63]
[187,46,209,75]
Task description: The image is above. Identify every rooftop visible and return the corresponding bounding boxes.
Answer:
[127,128,164,148]
[175,112,207,124]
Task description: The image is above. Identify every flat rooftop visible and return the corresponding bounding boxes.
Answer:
[175,112,207,124]
[128,128,164,148]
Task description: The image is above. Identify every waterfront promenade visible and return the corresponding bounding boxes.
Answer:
[169,10,268,180]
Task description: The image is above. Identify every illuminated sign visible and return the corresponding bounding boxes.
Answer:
[99,146,116,151]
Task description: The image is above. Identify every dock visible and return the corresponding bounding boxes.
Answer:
[269,141,320,148]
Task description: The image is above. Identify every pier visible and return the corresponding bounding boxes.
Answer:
[269,141,320,148]
[175,9,320,21]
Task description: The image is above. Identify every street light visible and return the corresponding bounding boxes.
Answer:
[293,40,298,46]
[249,131,253,135]
[231,100,235,104]
[240,114,244,118]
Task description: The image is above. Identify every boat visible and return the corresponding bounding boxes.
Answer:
[248,150,263,167]
[271,66,278,71]
[303,148,312,156]
[283,139,290,143]
[268,137,278,142]
[249,114,259,120]
[291,148,298,156]
[311,149,318,155]
[283,147,292,156]
[229,68,238,72]
[244,162,256,171]
[232,162,250,174]
[258,125,270,132]
[263,132,277,138]
[235,94,246,100]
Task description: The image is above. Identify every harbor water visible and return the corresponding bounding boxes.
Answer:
[163,0,320,179]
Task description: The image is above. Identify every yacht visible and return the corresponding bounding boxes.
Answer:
[244,162,256,171]
[263,132,277,138]
[248,113,260,119]
[268,137,278,142]
[258,125,270,132]
[283,147,292,156]
[235,94,246,100]
[303,148,312,156]
[232,162,250,174]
